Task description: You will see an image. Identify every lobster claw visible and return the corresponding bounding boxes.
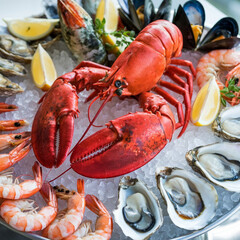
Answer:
[32,79,79,168]
[70,112,173,178]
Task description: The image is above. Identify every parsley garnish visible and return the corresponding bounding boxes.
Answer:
[95,18,135,56]
[220,77,240,106]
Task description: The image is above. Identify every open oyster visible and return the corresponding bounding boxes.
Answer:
[156,167,218,230]
[186,142,240,192]
[113,176,163,240]
[0,73,23,96]
[212,105,240,141]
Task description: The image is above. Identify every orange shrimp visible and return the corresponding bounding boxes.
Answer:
[0,103,18,114]
[65,195,112,240]
[42,179,85,240]
[0,137,31,172]
[0,120,29,131]
[0,162,42,199]
[196,49,240,105]
[63,220,92,240]
[0,132,31,151]
[0,182,58,232]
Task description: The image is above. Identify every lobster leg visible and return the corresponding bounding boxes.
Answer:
[165,66,193,99]
[153,81,191,137]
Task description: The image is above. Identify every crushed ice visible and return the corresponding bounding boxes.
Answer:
[0,43,239,240]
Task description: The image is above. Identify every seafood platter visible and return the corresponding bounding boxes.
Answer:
[1,0,240,239]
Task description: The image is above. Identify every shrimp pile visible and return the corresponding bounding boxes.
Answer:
[0,103,113,239]
[196,49,240,105]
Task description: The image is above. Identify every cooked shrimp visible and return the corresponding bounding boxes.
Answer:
[0,161,42,199]
[196,49,240,87]
[42,179,85,240]
[65,194,112,240]
[0,119,29,131]
[196,49,240,105]
[0,103,18,114]
[0,137,31,172]
[0,182,58,232]
[0,132,31,151]
[63,220,92,240]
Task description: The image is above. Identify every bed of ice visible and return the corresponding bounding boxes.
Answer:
[1,39,240,240]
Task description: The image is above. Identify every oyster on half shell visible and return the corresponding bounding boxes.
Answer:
[113,176,163,240]
[212,105,240,141]
[186,142,240,192]
[156,167,218,230]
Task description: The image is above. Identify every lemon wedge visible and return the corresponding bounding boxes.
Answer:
[96,0,118,33]
[191,78,221,126]
[3,18,59,41]
[31,44,57,91]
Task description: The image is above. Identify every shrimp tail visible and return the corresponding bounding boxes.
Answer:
[85,195,107,215]
[32,161,42,187]
[40,182,58,209]
[77,179,84,195]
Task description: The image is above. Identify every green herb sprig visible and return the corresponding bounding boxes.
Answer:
[220,77,240,106]
[95,18,135,56]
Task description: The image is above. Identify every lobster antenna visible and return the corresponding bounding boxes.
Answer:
[48,166,72,183]
[68,90,114,155]
[88,95,103,128]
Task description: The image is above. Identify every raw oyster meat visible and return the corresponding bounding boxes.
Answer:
[212,105,240,141]
[186,142,240,192]
[156,167,218,230]
[113,176,163,240]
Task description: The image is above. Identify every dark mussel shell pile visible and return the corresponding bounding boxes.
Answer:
[118,0,172,33]
[118,0,240,51]
[173,0,240,51]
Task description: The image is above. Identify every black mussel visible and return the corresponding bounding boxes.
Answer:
[173,5,196,49]
[199,17,239,47]
[183,0,205,26]
[173,0,239,51]
[197,37,240,52]
[154,0,173,22]
[173,0,205,49]
[118,0,173,34]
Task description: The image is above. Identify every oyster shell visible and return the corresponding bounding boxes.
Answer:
[113,176,163,240]
[156,167,218,230]
[186,142,240,192]
[212,105,240,141]
[0,35,33,63]
[0,73,23,96]
[0,56,27,76]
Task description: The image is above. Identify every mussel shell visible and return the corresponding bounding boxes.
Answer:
[173,5,196,49]
[199,17,239,47]
[44,3,59,19]
[154,0,173,22]
[143,0,155,27]
[118,8,141,33]
[197,37,240,52]
[183,0,205,26]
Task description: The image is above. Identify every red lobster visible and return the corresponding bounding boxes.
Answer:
[32,1,195,179]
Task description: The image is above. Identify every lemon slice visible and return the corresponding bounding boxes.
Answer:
[191,78,221,126]
[96,0,118,33]
[31,44,57,91]
[3,18,59,41]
